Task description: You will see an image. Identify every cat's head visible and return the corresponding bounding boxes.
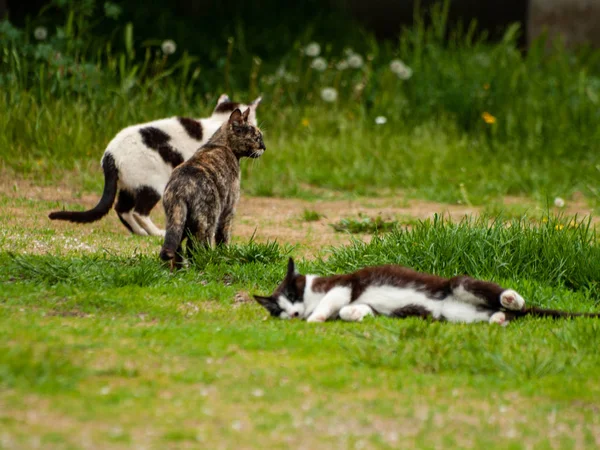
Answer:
[212,94,261,126]
[226,108,266,158]
[254,258,306,319]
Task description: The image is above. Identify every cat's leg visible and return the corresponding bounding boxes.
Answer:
[449,276,525,311]
[339,304,375,322]
[114,190,148,235]
[186,217,215,261]
[499,290,525,311]
[215,209,235,246]
[306,287,352,322]
[489,311,510,326]
[132,186,164,237]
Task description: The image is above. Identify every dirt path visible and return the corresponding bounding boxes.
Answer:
[1,174,596,256]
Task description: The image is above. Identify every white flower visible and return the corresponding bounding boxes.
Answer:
[310,57,327,72]
[34,26,48,41]
[347,54,364,69]
[161,39,177,55]
[390,59,413,80]
[554,197,565,208]
[375,116,387,125]
[336,60,349,71]
[305,42,321,57]
[320,87,338,102]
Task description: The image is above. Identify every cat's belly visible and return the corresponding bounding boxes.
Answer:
[353,286,492,323]
[353,285,443,317]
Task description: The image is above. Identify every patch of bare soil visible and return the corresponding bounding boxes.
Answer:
[1,174,597,257]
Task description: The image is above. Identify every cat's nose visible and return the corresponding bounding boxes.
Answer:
[291,312,299,318]
[258,138,266,150]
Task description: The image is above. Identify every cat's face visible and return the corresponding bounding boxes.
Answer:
[227,108,266,158]
[254,258,306,319]
[211,94,261,126]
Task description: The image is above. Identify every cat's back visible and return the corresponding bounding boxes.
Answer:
[169,144,239,186]
[107,117,209,158]
[352,264,449,290]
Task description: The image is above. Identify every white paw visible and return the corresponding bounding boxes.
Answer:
[339,305,373,322]
[306,315,327,323]
[157,229,166,238]
[500,290,525,311]
[489,311,509,326]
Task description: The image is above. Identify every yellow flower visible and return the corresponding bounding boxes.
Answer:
[301,118,310,127]
[569,220,577,228]
[483,83,490,90]
[555,224,564,231]
[482,112,496,124]
[542,217,548,223]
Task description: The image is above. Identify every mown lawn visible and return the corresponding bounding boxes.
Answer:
[1,189,599,449]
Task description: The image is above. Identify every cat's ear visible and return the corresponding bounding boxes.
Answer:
[286,257,297,280]
[229,109,244,127]
[254,295,274,308]
[242,108,251,122]
[217,93,230,105]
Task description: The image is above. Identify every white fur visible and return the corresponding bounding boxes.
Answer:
[103,96,260,236]
[339,304,374,322]
[489,311,509,326]
[352,285,492,323]
[306,287,352,322]
[453,285,487,306]
[500,290,525,310]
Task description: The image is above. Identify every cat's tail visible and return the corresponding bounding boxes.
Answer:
[515,307,600,319]
[159,203,187,262]
[49,153,118,223]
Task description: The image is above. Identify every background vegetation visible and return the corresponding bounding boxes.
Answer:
[1,0,599,204]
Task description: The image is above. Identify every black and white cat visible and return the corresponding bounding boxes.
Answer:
[49,94,261,237]
[255,258,600,325]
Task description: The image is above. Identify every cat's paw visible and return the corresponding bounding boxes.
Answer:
[489,311,509,326]
[339,305,373,322]
[306,315,327,323]
[500,290,525,310]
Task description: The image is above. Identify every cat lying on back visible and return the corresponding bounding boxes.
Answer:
[255,258,600,325]
[160,108,265,268]
[49,94,261,237]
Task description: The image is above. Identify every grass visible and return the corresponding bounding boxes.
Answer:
[331,214,400,234]
[301,209,324,222]
[1,188,600,447]
[2,1,600,446]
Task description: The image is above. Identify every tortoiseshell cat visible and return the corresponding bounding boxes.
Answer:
[160,108,265,267]
[255,258,600,325]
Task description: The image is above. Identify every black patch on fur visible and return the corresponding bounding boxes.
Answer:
[391,304,432,319]
[139,127,184,168]
[114,190,136,233]
[213,101,241,114]
[177,117,203,141]
[134,186,162,216]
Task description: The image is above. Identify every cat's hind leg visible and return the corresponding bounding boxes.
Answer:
[450,276,525,311]
[132,186,165,237]
[499,290,525,311]
[115,190,148,235]
[339,304,375,322]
